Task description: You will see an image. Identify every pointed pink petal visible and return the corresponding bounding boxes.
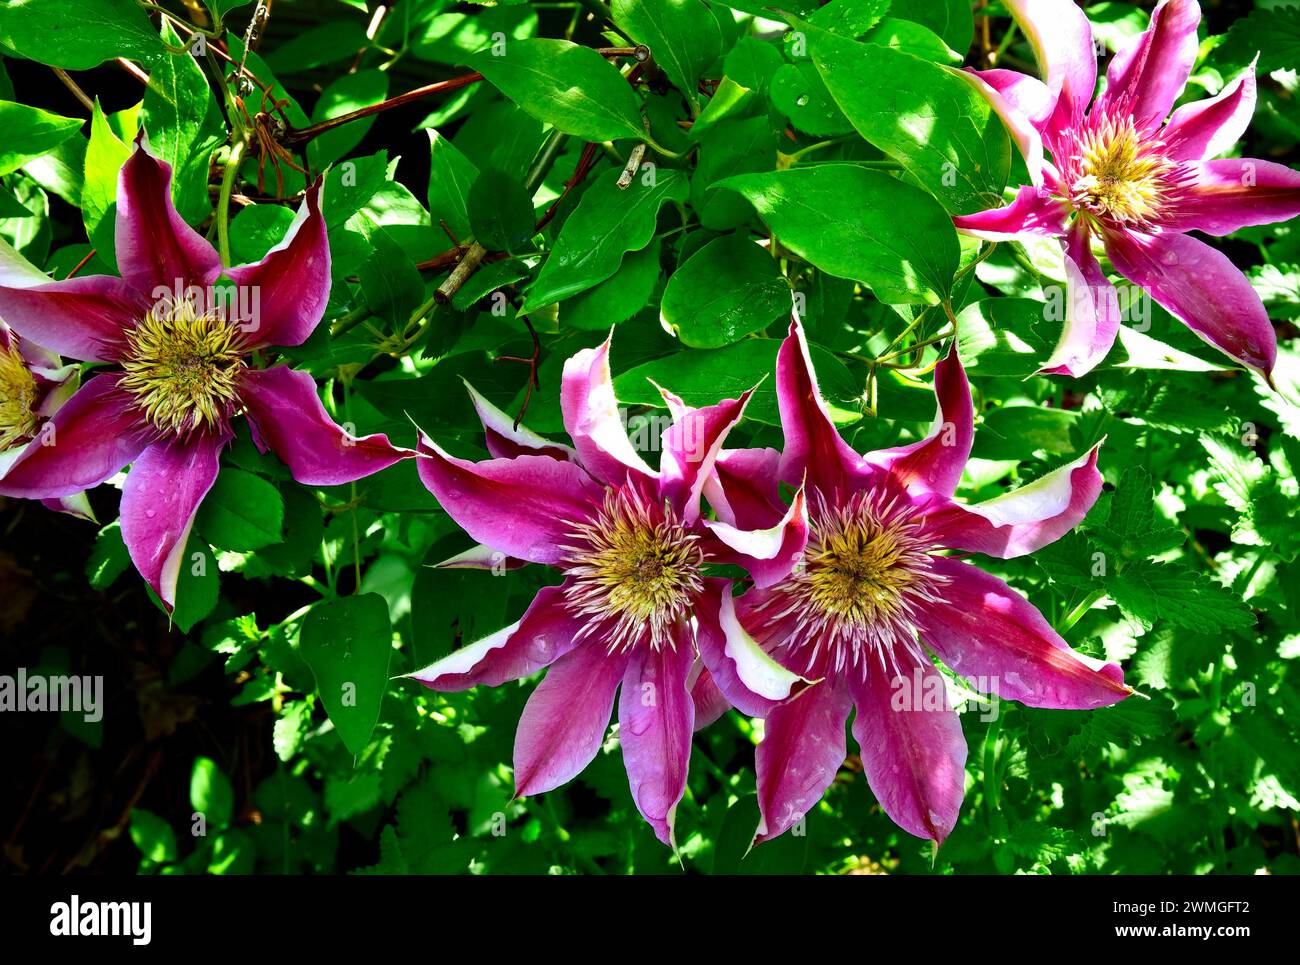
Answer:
[433,543,526,571]
[755,679,852,842]
[120,430,228,609]
[1104,229,1275,375]
[952,184,1070,242]
[917,557,1131,708]
[705,486,808,588]
[957,69,1051,185]
[658,388,752,523]
[695,579,808,719]
[560,335,657,487]
[1096,0,1201,128]
[1038,220,1122,377]
[240,366,413,485]
[1003,0,1097,137]
[848,648,968,844]
[463,380,575,461]
[407,584,583,690]
[116,136,222,294]
[1165,158,1300,236]
[415,431,604,565]
[703,446,786,529]
[513,642,630,798]
[864,347,973,498]
[1162,63,1257,161]
[0,375,153,498]
[776,316,865,498]
[689,664,730,731]
[0,270,145,362]
[216,180,330,349]
[619,625,696,845]
[925,445,1102,557]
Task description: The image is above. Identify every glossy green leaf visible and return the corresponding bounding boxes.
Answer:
[299,593,393,757]
[661,234,791,347]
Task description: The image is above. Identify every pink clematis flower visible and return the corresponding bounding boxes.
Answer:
[0,321,92,520]
[955,0,1300,378]
[0,137,412,607]
[408,335,806,845]
[703,319,1132,845]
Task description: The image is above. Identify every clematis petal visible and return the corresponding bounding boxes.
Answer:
[848,648,968,844]
[956,69,1050,185]
[406,584,583,690]
[689,664,730,731]
[119,429,228,609]
[240,366,414,485]
[463,380,575,461]
[704,486,808,588]
[1002,0,1097,138]
[1096,0,1201,128]
[1104,229,1276,376]
[415,431,605,565]
[1165,158,1300,237]
[776,316,864,498]
[0,251,145,362]
[658,387,752,524]
[916,557,1131,708]
[0,375,153,499]
[755,679,853,843]
[433,543,526,572]
[513,642,630,798]
[619,624,696,845]
[216,180,330,349]
[1162,63,1257,161]
[952,184,1070,242]
[695,579,809,719]
[925,445,1103,557]
[560,334,657,486]
[864,347,973,498]
[116,135,222,295]
[1038,220,1122,377]
[703,446,786,529]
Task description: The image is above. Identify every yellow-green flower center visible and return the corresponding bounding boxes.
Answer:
[1066,116,1176,226]
[758,492,945,677]
[120,300,247,437]
[0,340,39,451]
[562,488,704,652]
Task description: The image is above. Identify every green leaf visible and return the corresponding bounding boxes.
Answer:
[1217,4,1300,74]
[661,234,791,347]
[971,405,1078,459]
[719,164,959,303]
[0,101,81,178]
[955,297,1057,376]
[190,756,235,828]
[299,593,393,757]
[0,0,164,70]
[1094,467,1186,561]
[129,808,177,864]
[1107,560,1255,632]
[358,227,424,325]
[614,337,860,426]
[525,168,687,310]
[83,100,131,263]
[85,521,130,590]
[466,38,645,142]
[798,20,1009,213]
[307,69,389,171]
[564,239,661,330]
[427,129,479,243]
[196,468,285,552]
[171,540,219,633]
[273,700,313,762]
[612,0,721,111]
[468,169,535,252]
[771,62,853,135]
[142,22,224,224]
